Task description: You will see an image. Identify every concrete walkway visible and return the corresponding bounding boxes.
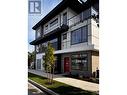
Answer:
[28,69,99,92]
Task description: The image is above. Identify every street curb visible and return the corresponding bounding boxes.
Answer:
[28,79,59,95]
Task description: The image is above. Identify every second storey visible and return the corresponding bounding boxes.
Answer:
[30,0,99,54]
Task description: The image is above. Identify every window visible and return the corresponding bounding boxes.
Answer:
[71,26,88,45]
[82,26,88,42]
[63,12,67,25]
[71,53,88,71]
[37,59,41,70]
[41,39,58,52]
[82,8,91,20]
[45,25,48,30]
[50,18,58,27]
[50,38,58,50]
[63,33,67,40]
[50,42,58,50]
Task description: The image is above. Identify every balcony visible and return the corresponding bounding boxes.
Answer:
[36,42,58,53]
[30,8,98,45]
[30,24,69,45]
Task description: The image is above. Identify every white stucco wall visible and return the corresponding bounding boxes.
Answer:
[36,53,44,71]
[91,19,99,49]
[42,7,78,36]
[43,8,70,35]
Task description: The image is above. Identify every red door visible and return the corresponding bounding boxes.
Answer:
[64,57,70,72]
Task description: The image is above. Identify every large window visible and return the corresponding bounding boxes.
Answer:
[71,53,88,71]
[50,18,58,27]
[71,26,88,45]
[50,38,58,50]
[41,39,58,52]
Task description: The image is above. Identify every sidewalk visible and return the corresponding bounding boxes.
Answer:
[28,69,99,92]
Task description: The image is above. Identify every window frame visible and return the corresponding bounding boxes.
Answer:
[62,32,67,40]
[50,18,58,27]
[71,26,88,45]
[71,53,88,71]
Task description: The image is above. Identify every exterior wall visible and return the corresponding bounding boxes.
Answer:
[43,8,70,35]
[61,8,78,49]
[38,7,78,38]
[91,19,99,49]
[61,51,99,77]
[33,6,99,77]
[43,15,61,35]
[61,54,71,73]
[91,51,99,74]
[61,18,92,50]
[35,53,44,71]
[61,51,92,77]
[61,30,70,49]
[70,19,91,48]
[35,26,42,39]
[70,51,92,77]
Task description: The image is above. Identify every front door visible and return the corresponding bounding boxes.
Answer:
[64,57,70,72]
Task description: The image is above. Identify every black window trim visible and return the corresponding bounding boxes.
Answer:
[50,18,58,27]
[71,52,88,71]
[71,25,88,45]
[62,32,67,40]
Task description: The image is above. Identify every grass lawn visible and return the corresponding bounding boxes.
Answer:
[28,73,98,95]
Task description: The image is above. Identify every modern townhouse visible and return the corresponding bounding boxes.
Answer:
[30,0,99,77]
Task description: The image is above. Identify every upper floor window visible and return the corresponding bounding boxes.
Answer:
[71,26,88,45]
[62,33,67,40]
[63,12,67,25]
[45,25,48,30]
[50,38,58,50]
[50,18,58,27]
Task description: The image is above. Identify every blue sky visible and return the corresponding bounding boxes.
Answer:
[28,0,62,52]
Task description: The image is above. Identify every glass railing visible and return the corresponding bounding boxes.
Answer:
[64,8,98,27]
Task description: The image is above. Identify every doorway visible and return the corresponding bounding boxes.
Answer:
[64,57,70,72]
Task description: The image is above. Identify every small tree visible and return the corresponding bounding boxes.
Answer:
[28,51,35,69]
[43,42,55,84]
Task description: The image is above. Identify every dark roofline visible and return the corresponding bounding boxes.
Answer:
[32,0,99,30]
[32,0,68,30]
[30,25,69,45]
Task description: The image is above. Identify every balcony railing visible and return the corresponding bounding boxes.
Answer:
[34,8,99,44]
[36,42,58,53]
[62,13,98,29]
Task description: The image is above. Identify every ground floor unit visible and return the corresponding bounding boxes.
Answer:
[35,50,99,78]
